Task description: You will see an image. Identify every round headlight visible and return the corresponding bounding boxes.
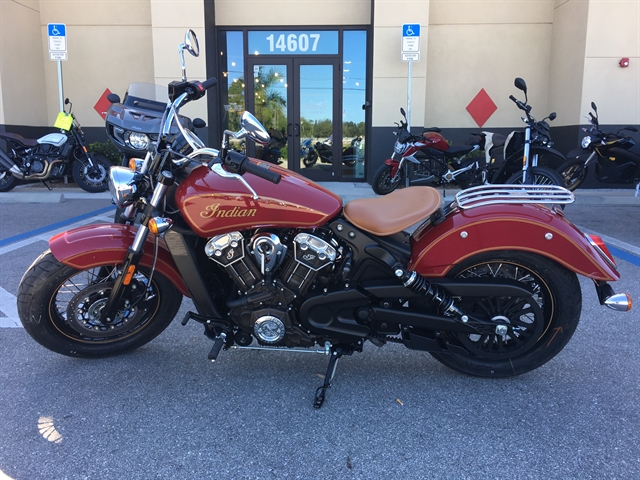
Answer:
[108,166,137,208]
[126,132,150,150]
[581,135,592,149]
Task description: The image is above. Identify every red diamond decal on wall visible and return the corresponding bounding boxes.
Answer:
[94,88,113,120]
[466,88,497,127]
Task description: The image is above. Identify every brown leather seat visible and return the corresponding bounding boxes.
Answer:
[343,186,442,236]
[0,132,39,147]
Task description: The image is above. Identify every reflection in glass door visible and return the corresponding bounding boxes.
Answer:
[247,58,339,180]
[299,65,333,175]
[247,64,289,167]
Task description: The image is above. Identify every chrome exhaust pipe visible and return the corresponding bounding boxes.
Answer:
[604,293,633,312]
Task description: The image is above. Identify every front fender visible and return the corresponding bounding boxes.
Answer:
[49,224,190,296]
[409,203,619,281]
[566,147,592,162]
[384,158,400,177]
[531,145,566,167]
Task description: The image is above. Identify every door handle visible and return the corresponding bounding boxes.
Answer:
[287,123,293,137]
[294,123,300,137]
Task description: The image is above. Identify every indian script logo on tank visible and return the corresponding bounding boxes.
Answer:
[200,203,257,219]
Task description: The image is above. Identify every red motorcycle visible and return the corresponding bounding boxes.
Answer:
[372,108,484,195]
[17,31,632,409]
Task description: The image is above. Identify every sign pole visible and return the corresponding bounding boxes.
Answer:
[57,61,64,112]
[407,60,412,130]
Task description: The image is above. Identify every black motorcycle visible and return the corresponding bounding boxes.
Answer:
[0,99,111,192]
[105,82,205,166]
[482,78,565,186]
[558,102,639,193]
[303,136,362,168]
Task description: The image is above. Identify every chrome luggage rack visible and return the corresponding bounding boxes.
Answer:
[454,184,575,210]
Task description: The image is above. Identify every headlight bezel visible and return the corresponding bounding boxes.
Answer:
[108,166,138,208]
[581,135,592,149]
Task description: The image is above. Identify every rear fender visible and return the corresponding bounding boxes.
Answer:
[409,203,620,281]
[49,224,190,296]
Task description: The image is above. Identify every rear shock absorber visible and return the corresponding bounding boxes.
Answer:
[393,265,467,320]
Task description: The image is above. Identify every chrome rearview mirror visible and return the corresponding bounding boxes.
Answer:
[237,111,271,145]
[179,29,200,81]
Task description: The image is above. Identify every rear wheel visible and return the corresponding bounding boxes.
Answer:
[372,163,404,195]
[17,250,182,357]
[428,251,582,377]
[557,159,588,191]
[505,166,564,186]
[303,150,318,168]
[0,165,18,192]
[73,154,111,193]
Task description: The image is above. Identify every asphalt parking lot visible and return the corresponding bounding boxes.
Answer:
[0,184,639,479]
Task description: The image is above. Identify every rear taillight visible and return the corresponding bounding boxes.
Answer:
[586,234,617,269]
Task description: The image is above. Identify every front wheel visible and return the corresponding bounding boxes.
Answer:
[505,166,564,186]
[428,251,582,377]
[372,163,405,195]
[17,251,182,357]
[303,150,318,168]
[557,159,588,191]
[73,154,111,193]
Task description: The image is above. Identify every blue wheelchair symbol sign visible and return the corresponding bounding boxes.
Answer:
[48,24,66,37]
[403,24,420,37]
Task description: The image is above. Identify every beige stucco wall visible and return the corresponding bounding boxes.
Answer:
[372,0,430,128]
[425,0,554,129]
[214,0,371,26]
[150,0,206,122]
[581,0,640,125]
[0,0,48,127]
[37,0,155,128]
[547,0,589,127]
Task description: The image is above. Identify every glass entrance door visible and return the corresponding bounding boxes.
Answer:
[247,58,340,181]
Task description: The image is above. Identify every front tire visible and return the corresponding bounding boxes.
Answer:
[73,154,111,193]
[505,166,564,186]
[372,163,404,195]
[557,159,588,191]
[17,251,182,357]
[429,251,582,377]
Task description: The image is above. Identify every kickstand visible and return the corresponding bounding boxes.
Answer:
[40,180,52,191]
[314,348,343,409]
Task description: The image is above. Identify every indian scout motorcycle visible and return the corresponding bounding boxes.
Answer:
[0,99,111,192]
[17,31,633,409]
[558,101,639,195]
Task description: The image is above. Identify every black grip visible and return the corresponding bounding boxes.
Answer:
[509,95,517,103]
[201,77,217,90]
[242,160,282,184]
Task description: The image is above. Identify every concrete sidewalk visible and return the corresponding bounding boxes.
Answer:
[0,181,638,206]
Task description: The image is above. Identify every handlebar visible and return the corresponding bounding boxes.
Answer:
[223,150,281,184]
[509,95,532,114]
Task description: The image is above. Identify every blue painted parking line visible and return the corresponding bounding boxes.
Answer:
[0,205,115,248]
[609,245,640,268]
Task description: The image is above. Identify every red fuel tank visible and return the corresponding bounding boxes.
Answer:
[174,160,343,237]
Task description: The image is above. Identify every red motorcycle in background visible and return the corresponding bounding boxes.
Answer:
[372,108,484,195]
[17,30,632,409]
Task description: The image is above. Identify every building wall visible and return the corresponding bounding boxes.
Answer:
[582,0,640,125]
[425,0,554,129]
[0,0,48,128]
[214,0,371,26]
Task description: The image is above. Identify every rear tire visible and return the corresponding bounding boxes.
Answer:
[17,250,182,358]
[505,166,564,186]
[428,251,582,377]
[0,165,18,192]
[557,159,587,191]
[73,154,111,193]
[372,163,404,195]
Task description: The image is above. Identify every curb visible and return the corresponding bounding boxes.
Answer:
[0,184,638,206]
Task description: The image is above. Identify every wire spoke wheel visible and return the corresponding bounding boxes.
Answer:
[427,251,582,378]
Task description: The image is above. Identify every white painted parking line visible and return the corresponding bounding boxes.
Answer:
[0,287,20,328]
